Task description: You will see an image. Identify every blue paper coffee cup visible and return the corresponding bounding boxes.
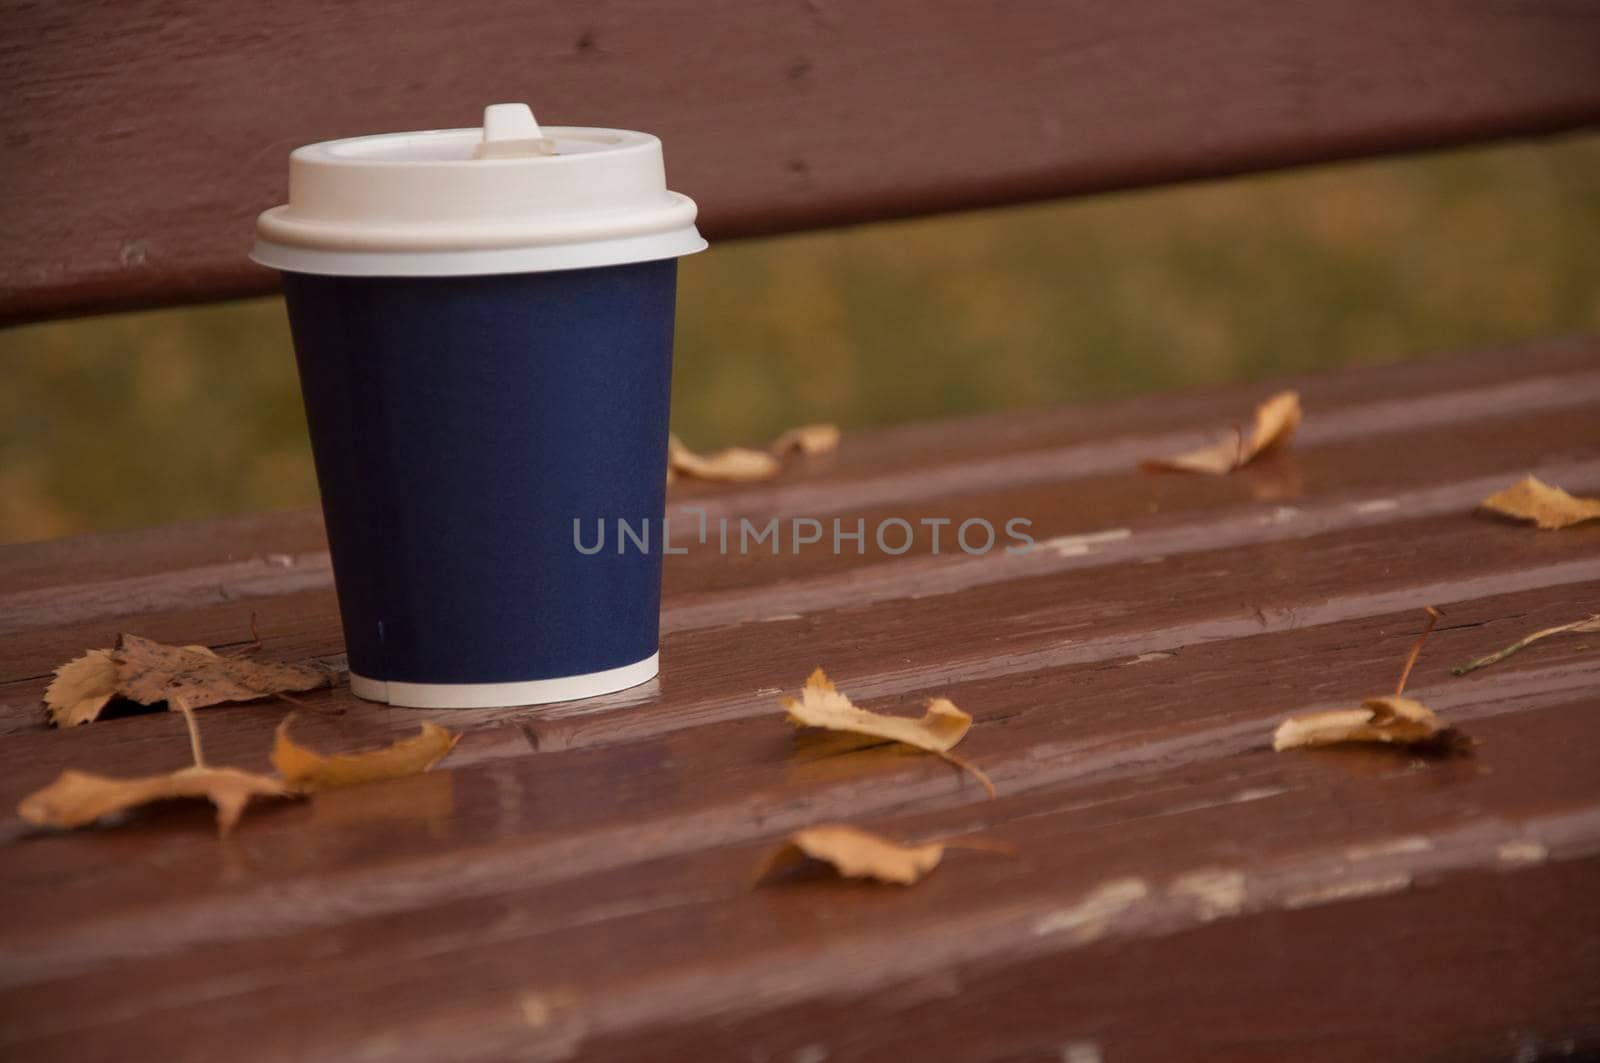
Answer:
[252,105,706,707]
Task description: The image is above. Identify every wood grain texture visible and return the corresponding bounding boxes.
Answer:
[3,1,1599,321]
[1,346,1598,1059]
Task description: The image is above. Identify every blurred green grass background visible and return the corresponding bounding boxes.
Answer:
[2,133,1597,544]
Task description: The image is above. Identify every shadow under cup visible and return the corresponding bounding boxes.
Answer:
[282,259,677,708]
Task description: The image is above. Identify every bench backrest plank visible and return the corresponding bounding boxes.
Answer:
[2,0,1597,323]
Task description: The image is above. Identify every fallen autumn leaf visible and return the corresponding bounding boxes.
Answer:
[43,649,118,728]
[756,824,1011,886]
[18,766,290,835]
[782,668,996,798]
[19,706,291,835]
[272,718,460,791]
[1478,475,1600,530]
[668,433,782,483]
[669,422,843,484]
[45,633,332,727]
[770,423,841,457]
[18,708,462,836]
[1272,696,1464,754]
[757,824,947,885]
[1273,606,1468,755]
[1142,390,1301,476]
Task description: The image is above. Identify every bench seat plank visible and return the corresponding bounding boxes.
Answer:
[1,344,1597,1060]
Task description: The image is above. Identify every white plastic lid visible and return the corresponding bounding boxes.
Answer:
[251,104,707,276]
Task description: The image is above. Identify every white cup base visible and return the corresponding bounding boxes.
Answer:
[349,653,659,708]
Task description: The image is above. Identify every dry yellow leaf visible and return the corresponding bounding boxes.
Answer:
[17,710,459,838]
[1142,390,1302,476]
[668,423,843,484]
[272,718,460,792]
[1478,476,1600,530]
[782,668,995,798]
[667,433,782,483]
[17,766,291,835]
[45,633,332,727]
[784,669,971,750]
[1272,696,1448,751]
[1452,613,1600,676]
[115,634,331,708]
[1273,606,1467,756]
[771,423,841,457]
[757,824,948,885]
[43,649,117,727]
[21,700,296,837]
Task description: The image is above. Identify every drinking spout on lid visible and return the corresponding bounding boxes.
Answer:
[474,103,557,158]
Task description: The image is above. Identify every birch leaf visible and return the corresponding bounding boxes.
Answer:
[272,718,460,792]
[1143,390,1301,476]
[1478,476,1600,530]
[17,766,291,835]
[46,633,332,727]
[757,824,947,885]
[1273,696,1466,755]
[114,634,330,709]
[782,668,995,797]
[771,423,841,457]
[1274,606,1467,756]
[43,649,117,728]
[669,422,843,483]
[1453,613,1600,676]
[667,433,782,483]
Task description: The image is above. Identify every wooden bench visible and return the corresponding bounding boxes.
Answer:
[3,4,1599,1059]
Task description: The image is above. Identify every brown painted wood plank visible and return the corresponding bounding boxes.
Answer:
[0,355,1593,753]
[4,337,1590,602]
[562,858,1600,1063]
[1,419,1595,737]
[1,337,1595,646]
[3,687,1595,1060]
[4,3,1600,320]
[3,597,1596,1055]
[3,576,1594,972]
[0,509,329,598]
